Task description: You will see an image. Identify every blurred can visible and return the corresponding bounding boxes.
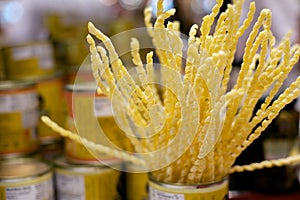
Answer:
[3,41,56,79]
[0,80,39,157]
[54,156,122,200]
[63,83,132,165]
[22,72,67,144]
[0,158,54,200]
[125,164,149,200]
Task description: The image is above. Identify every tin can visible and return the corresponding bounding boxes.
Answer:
[148,175,229,200]
[24,72,67,144]
[125,164,149,200]
[54,156,122,200]
[0,80,39,157]
[0,158,54,200]
[3,41,55,80]
[63,83,132,165]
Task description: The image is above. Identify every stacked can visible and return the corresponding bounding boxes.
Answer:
[0,40,67,161]
[0,80,39,158]
[40,82,126,200]
[0,158,54,200]
[125,164,149,200]
[2,41,56,80]
[0,41,62,200]
[63,82,132,165]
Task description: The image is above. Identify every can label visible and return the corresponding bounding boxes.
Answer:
[149,179,228,200]
[0,172,54,200]
[0,88,39,156]
[4,42,55,79]
[150,189,184,200]
[55,168,121,200]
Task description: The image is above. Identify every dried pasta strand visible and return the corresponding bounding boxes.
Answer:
[230,154,300,173]
[227,76,300,169]
[41,116,145,166]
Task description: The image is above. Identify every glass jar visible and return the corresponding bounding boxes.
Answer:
[148,175,229,200]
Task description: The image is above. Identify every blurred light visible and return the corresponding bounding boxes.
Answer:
[1,1,24,24]
[149,0,174,17]
[119,0,143,10]
[99,0,118,6]
[191,0,215,15]
[191,0,206,15]
[202,0,215,13]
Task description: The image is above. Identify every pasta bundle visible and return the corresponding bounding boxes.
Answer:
[42,0,300,184]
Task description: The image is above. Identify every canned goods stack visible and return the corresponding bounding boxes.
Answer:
[0,39,149,199]
[0,40,67,160]
[62,82,150,200]
[0,40,63,200]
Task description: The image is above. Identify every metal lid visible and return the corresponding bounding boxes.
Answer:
[64,82,97,93]
[54,156,120,174]
[0,158,52,181]
[0,80,36,91]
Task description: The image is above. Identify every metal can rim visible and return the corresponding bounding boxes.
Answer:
[64,82,97,92]
[54,156,121,174]
[0,158,53,182]
[148,174,229,189]
[0,80,36,91]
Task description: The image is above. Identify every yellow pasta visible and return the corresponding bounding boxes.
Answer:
[40,0,300,185]
[87,0,300,183]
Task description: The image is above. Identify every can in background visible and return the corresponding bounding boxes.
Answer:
[0,157,54,200]
[0,80,39,157]
[53,155,122,200]
[24,72,67,145]
[2,41,56,80]
[63,83,132,165]
[125,164,149,200]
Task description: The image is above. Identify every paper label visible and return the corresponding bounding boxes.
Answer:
[149,187,184,200]
[12,44,54,69]
[94,96,113,117]
[1,173,54,200]
[34,44,54,69]
[12,46,33,60]
[55,172,85,200]
[0,91,38,112]
[55,168,121,200]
